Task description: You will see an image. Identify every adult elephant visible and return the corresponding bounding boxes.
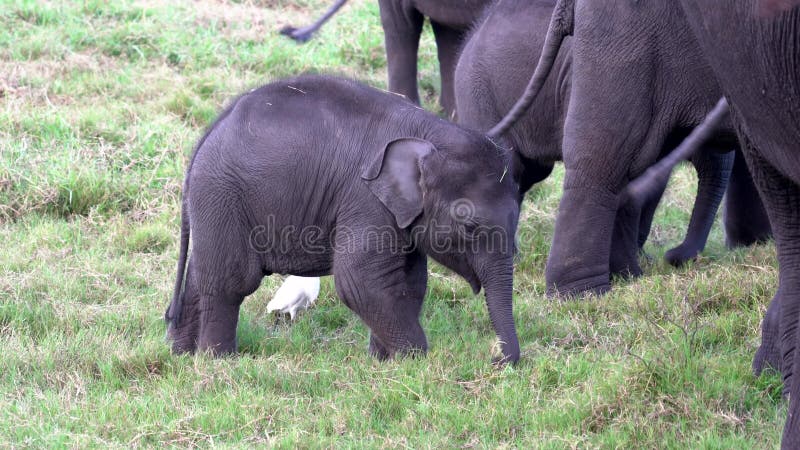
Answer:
[268,0,774,317]
[500,0,795,445]
[281,0,493,115]
[673,1,799,447]
[454,0,771,269]
[487,0,773,296]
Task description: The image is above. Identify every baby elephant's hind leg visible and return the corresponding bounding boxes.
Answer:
[184,197,261,356]
[196,291,245,356]
[167,258,247,356]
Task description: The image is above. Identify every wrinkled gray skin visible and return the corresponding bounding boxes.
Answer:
[281,0,492,115]
[518,0,797,445]
[722,148,773,248]
[165,75,521,364]
[675,1,799,447]
[454,0,771,269]
[487,0,772,297]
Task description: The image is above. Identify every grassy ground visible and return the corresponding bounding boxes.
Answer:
[0,0,786,447]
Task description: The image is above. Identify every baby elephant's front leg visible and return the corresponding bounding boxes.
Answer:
[334,251,428,359]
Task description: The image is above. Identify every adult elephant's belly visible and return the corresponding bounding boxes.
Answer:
[413,0,490,28]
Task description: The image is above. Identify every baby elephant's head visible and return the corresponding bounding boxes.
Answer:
[362,132,521,364]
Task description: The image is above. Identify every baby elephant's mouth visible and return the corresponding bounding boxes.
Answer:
[467,271,482,294]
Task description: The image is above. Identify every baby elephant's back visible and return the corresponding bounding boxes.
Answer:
[186,76,396,265]
[191,75,391,199]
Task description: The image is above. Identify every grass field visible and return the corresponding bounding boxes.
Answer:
[0,0,787,447]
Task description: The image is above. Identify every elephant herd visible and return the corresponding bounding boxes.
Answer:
[165,0,799,445]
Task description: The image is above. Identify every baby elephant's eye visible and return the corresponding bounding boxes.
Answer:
[459,219,483,239]
[462,221,479,234]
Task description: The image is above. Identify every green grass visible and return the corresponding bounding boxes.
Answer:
[0,0,785,447]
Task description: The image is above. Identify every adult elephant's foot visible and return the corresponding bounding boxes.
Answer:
[783,398,800,450]
[753,293,783,381]
[545,185,617,298]
[609,254,643,279]
[725,225,773,249]
[267,276,320,319]
[664,243,701,267]
[545,266,611,298]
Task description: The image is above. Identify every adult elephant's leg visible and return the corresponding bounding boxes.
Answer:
[430,21,464,117]
[637,176,668,250]
[546,171,618,296]
[546,32,655,296]
[724,147,773,248]
[746,148,800,447]
[741,136,800,397]
[610,199,643,278]
[378,0,424,105]
[664,149,734,266]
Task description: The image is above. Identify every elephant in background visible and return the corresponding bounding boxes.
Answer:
[281,0,493,115]
[673,2,799,447]
[268,0,773,318]
[165,75,522,364]
[486,0,772,296]
[513,0,795,445]
[454,0,771,270]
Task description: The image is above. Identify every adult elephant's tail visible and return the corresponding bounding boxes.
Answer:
[625,98,730,207]
[487,0,575,139]
[280,0,349,43]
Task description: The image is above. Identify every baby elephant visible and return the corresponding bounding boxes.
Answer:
[165,75,522,364]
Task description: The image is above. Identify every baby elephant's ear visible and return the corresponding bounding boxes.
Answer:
[362,138,435,228]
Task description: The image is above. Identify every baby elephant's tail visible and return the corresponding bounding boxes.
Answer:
[165,178,190,326]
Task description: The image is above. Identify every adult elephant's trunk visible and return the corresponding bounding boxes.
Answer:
[480,260,520,364]
[487,0,575,138]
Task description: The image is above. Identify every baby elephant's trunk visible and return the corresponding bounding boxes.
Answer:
[480,259,521,364]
